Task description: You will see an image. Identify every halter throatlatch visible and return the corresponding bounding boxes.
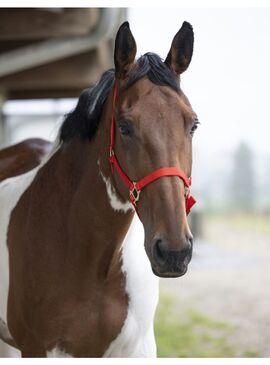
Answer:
[109,82,196,215]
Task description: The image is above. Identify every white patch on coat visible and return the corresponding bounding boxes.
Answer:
[0,139,61,357]
[47,346,72,358]
[0,343,20,358]
[99,165,134,213]
[0,318,13,343]
[0,319,20,358]
[103,215,159,357]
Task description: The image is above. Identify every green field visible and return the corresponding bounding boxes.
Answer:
[154,292,259,358]
[154,211,269,357]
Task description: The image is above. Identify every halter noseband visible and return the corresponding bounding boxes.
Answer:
[109,82,196,215]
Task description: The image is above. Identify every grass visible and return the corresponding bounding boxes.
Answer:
[154,292,259,358]
[206,212,270,235]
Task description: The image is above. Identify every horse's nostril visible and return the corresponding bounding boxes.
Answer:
[153,239,168,266]
[187,234,193,249]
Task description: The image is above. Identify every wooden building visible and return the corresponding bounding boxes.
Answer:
[0,8,126,146]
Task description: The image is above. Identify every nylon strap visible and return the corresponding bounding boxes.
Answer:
[109,82,196,214]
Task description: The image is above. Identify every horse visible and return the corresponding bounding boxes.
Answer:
[0,21,198,357]
[0,139,51,183]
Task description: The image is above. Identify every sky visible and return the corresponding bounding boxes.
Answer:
[129,8,270,156]
[128,7,270,206]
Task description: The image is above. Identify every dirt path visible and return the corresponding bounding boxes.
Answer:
[160,216,270,357]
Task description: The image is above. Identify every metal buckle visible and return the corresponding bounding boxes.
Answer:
[109,148,114,158]
[130,182,141,205]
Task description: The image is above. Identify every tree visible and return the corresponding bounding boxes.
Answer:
[229,142,256,212]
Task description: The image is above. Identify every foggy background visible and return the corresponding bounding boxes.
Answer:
[5,8,270,212]
[1,7,270,358]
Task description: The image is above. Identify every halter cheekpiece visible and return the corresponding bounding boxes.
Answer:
[109,82,196,215]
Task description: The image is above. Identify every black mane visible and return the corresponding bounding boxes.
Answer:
[60,53,180,142]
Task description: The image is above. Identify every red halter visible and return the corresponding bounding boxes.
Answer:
[109,82,196,215]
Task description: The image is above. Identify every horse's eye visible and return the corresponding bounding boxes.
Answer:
[119,121,132,136]
[190,119,200,136]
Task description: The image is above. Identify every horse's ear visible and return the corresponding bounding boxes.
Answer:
[165,21,194,75]
[114,21,137,79]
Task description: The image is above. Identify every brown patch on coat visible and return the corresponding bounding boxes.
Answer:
[7,136,132,357]
[0,138,51,182]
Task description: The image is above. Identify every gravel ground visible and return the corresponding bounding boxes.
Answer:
[160,216,270,357]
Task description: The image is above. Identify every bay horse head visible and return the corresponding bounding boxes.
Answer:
[109,22,199,278]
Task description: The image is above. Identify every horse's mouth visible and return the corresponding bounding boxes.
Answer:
[151,263,188,278]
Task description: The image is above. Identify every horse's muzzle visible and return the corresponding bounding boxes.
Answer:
[150,237,193,278]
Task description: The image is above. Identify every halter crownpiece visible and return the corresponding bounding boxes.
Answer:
[109,82,196,215]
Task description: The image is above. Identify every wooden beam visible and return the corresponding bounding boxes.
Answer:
[0,49,112,99]
[0,8,99,40]
[0,40,41,54]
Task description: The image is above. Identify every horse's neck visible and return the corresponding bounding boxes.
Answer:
[50,135,134,280]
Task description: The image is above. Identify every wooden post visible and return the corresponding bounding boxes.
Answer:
[0,93,6,149]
